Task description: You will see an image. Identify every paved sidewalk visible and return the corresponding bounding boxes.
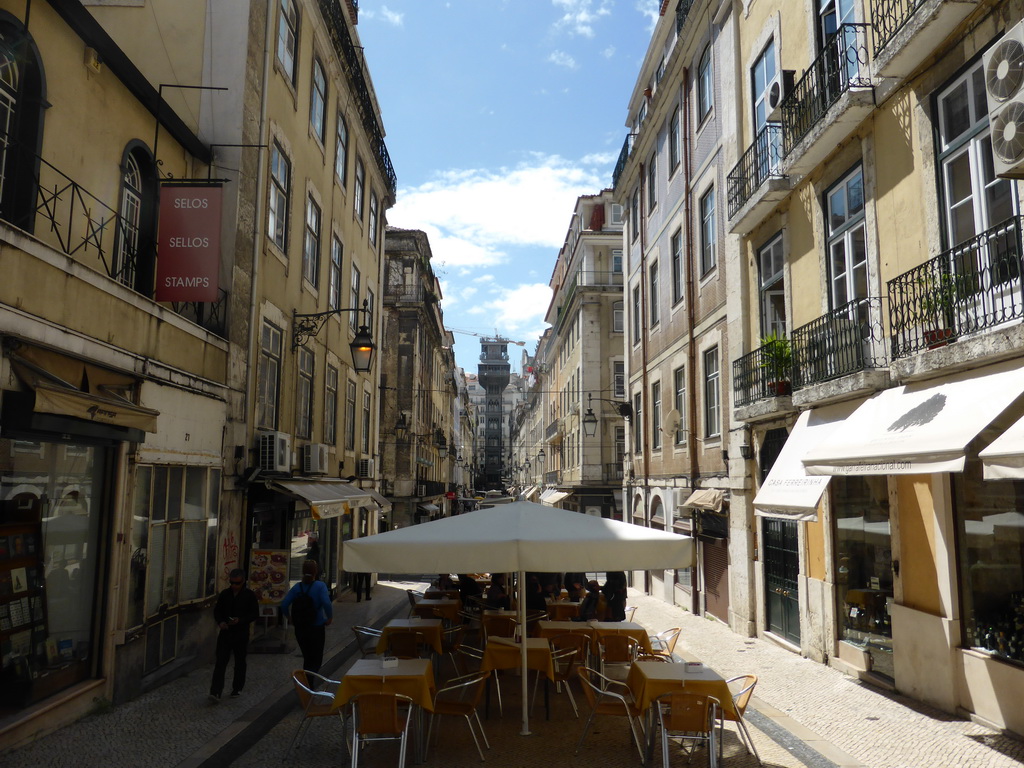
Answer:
[0,580,1021,768]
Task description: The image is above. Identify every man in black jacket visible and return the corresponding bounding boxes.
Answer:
[209,568,259,701]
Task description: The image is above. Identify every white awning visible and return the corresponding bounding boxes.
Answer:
[522,485,539,500]
[681,489,724,512]
[364,488,393,511]
[418,503,439,513]
[803,358,1024,476]
[273,479,371,520]
[980,413,1024,479]
[540,489,570,505]
[754,399,864,521]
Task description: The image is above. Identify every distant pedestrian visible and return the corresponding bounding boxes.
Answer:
[280,560,334,673]
[209,568,259,702]
[352,571,372,602]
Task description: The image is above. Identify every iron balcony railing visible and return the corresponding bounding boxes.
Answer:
[872,0,926,56]
[727,123,785,217]
[791,297,887,390]
[545,418,561,440]
[11,141,228,337]
[317,0,396,198]
[544,470,561,485]
[781,24,872,153]
[606,462,624,481]
[612,133,636,191]
[384,282,425,302]
[676,0,695,30]
[888,215,1024,358]
[732,341,793,408]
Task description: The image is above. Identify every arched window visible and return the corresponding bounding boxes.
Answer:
[0,19,44,232]
[114,143,159,295]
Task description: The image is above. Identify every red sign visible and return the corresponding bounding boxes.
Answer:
[446,491,456,500]
[155,185,223,302]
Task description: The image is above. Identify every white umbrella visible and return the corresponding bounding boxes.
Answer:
[342,501,695,734]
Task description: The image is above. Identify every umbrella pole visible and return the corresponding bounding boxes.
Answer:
[518,569,530,735]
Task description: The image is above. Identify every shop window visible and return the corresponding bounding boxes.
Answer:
[955,461,1024,666]
[833,474,893,678]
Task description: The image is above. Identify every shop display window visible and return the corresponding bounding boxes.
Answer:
[955,460,1024,665]
[0,438,105,710]
[833,475,894,678]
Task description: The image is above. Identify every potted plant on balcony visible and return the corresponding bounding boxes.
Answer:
[759,331,793,396]
[915,270,964,348]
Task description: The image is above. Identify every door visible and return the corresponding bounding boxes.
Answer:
[763,517,801,645]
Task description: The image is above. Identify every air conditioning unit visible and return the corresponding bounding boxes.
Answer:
[302,443,329,475]
[257,431,291,474]
[356,458,375,478]
[417,484,427,497]
[766,69,796,122]
[984,22,1024,177]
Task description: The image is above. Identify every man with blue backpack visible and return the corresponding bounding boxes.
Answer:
[280,559,333,673]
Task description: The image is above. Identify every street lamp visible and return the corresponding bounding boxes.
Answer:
[581,393,633,437]
[537,448,546,463]
[292,299,375,372]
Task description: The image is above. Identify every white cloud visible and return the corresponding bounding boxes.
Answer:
[380,5,403,25]
[548,50,578,69]
[552,0,613,38]
[635,0,661,29]
[602,45,616,59]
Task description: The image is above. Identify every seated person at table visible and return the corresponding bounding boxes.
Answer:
[573,580,602,621]
[434,573,457,591]
[602,572,627,621]
[485,573,510,609]
[564,572,586,601]
[524,574,547,612]
[539,572,562,600]
[457,573,482,603]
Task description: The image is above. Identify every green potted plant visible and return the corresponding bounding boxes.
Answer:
[759,331,793,396]
[915,270,964,348]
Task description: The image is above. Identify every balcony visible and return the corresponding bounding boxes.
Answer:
[545,418,563,444]
[732,343,794,422]
[611,133,636,191]
[790,297,890,405]
[544,470,561,485]
[384,282,425,303]
[726,124,791,235]
[779,24,874,177]
[552,269,624,327]
[888,216,1024,360]
[871,0,979,82]
[606,462,624,482]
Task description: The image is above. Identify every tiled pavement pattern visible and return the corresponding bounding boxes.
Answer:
[1,579,1022,768]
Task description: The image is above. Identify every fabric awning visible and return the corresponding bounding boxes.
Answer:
[8,344,159,433]
[681,489,724,512]
[273,479,371,520]
[803,358,1024,476]
[754,399,864,521]
[980,413,1024,479]
[418,503,440,513]
[524,486,540,500]
[540,489,570,505]
[364,488,393,511]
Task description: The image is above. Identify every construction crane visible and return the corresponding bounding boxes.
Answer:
[448,328,526,346]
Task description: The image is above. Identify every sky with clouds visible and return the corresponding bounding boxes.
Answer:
[357,0,660,373]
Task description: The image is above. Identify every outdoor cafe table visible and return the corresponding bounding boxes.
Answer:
[413,596,461,621]
[625,660,736,765]
[335,657,437,764]
[376,618,444,655]
[590,621,654,655]
[545,600,580,621]
[481,609,519,638]
[480,637,555,719]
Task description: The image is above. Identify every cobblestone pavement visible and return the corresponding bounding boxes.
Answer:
[1,579,1022,768]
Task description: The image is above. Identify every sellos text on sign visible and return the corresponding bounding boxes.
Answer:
[155,184,223,302]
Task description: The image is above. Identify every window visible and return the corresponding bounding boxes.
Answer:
[360,390,372,453]
[826,166,866,308]
[610,205,624,225]
[649,261,660,327]
[752,39,777,134]
[698,45,714,121]
[368,191,379,246]
[113,147,157,295]
[632,285,642,344]
[669,107,680,172]
[257,321,282,429]
[329,236,343,310]
[325,364,338,443]
[612,249,623,273]
[296,347,313,439]
[703,347,721,438]
[268,142,290,251]
[673,366,686,444]
[310,58,327,142]
[936,62,1017,272]
[759,233,786,336]
[647,154,657,211]
[276,0,298,83]
[365,288,375,331]
[630,187,640,241]
[614,361,625,398]
[335,113,349,185]
[354,157,365,220]
[345,380,357,450]
[303,194,321,287]
[671,228,683,304]
[700,187,716,275]
[613,301,624,333]
[615,426,626,463]
[651,381,662,450]
[350,265,361,329]
[633,393,643,453]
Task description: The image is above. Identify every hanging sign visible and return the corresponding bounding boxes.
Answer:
[155,184,223,302]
